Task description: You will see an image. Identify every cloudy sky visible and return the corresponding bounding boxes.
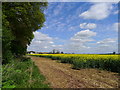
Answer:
[27,1,119,54]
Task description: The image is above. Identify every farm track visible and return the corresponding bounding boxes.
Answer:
[30,56,119,88]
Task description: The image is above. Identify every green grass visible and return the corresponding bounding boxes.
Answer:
[2,57,50,88]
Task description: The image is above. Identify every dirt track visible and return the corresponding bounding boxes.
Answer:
[30,56,119,88]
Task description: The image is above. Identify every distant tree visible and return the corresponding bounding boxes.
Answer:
[113,52,116,54]
[61,52,64,54]
[52,49,56,54]
[56,50,60,54]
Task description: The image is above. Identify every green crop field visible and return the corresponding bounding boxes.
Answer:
[30,54,120,73]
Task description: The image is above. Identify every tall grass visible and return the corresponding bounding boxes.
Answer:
[30,54,120,73]
[2,57,50,88]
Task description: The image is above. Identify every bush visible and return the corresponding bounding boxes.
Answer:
[2,57,49,88]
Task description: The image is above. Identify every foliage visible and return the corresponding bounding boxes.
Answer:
[2,57,50,88]
[2,2,47,63]
[2,26,14,64]
[30,54,120,73]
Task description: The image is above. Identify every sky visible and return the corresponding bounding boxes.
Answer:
[27,1,119,54]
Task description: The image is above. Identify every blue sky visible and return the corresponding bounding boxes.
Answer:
[27,2,119,54]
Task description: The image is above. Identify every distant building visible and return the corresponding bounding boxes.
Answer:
[27,51,35,54]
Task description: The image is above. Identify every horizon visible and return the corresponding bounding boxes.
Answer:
[27,50,119,54]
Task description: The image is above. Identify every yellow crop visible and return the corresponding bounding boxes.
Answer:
[29,54,119,73]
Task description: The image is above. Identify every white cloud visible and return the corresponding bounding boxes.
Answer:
[27,31,64,52]
[62,30,97,53]
[73,29,96,38]
[27,31,118,54]
[96,38,116,44]
[33,31,52,41]
[62,30,118,53]
[70,30,96,46]
[79,3,113,20]
[80,23,97,29]
[44,46,48,49]
[93,38,118,53]
[27,31,54,52]
[112,23,120,32]
[113,10,119,14]
[49,41,54,44]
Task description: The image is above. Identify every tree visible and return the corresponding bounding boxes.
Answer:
[2,10,14,63]
[2,26,14,64]
[61,52,64,54]
[113,52,116,54]
[52,49,56,54]
[2,2,48,63]
[56,50,60,54]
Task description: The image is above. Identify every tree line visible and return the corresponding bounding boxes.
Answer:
[2,2,48,64]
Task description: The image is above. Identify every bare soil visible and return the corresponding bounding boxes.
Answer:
[30,56,119,88]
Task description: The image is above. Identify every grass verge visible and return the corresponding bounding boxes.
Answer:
[2,57,50,88]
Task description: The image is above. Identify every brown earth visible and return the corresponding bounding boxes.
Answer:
[29,56,119,88]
